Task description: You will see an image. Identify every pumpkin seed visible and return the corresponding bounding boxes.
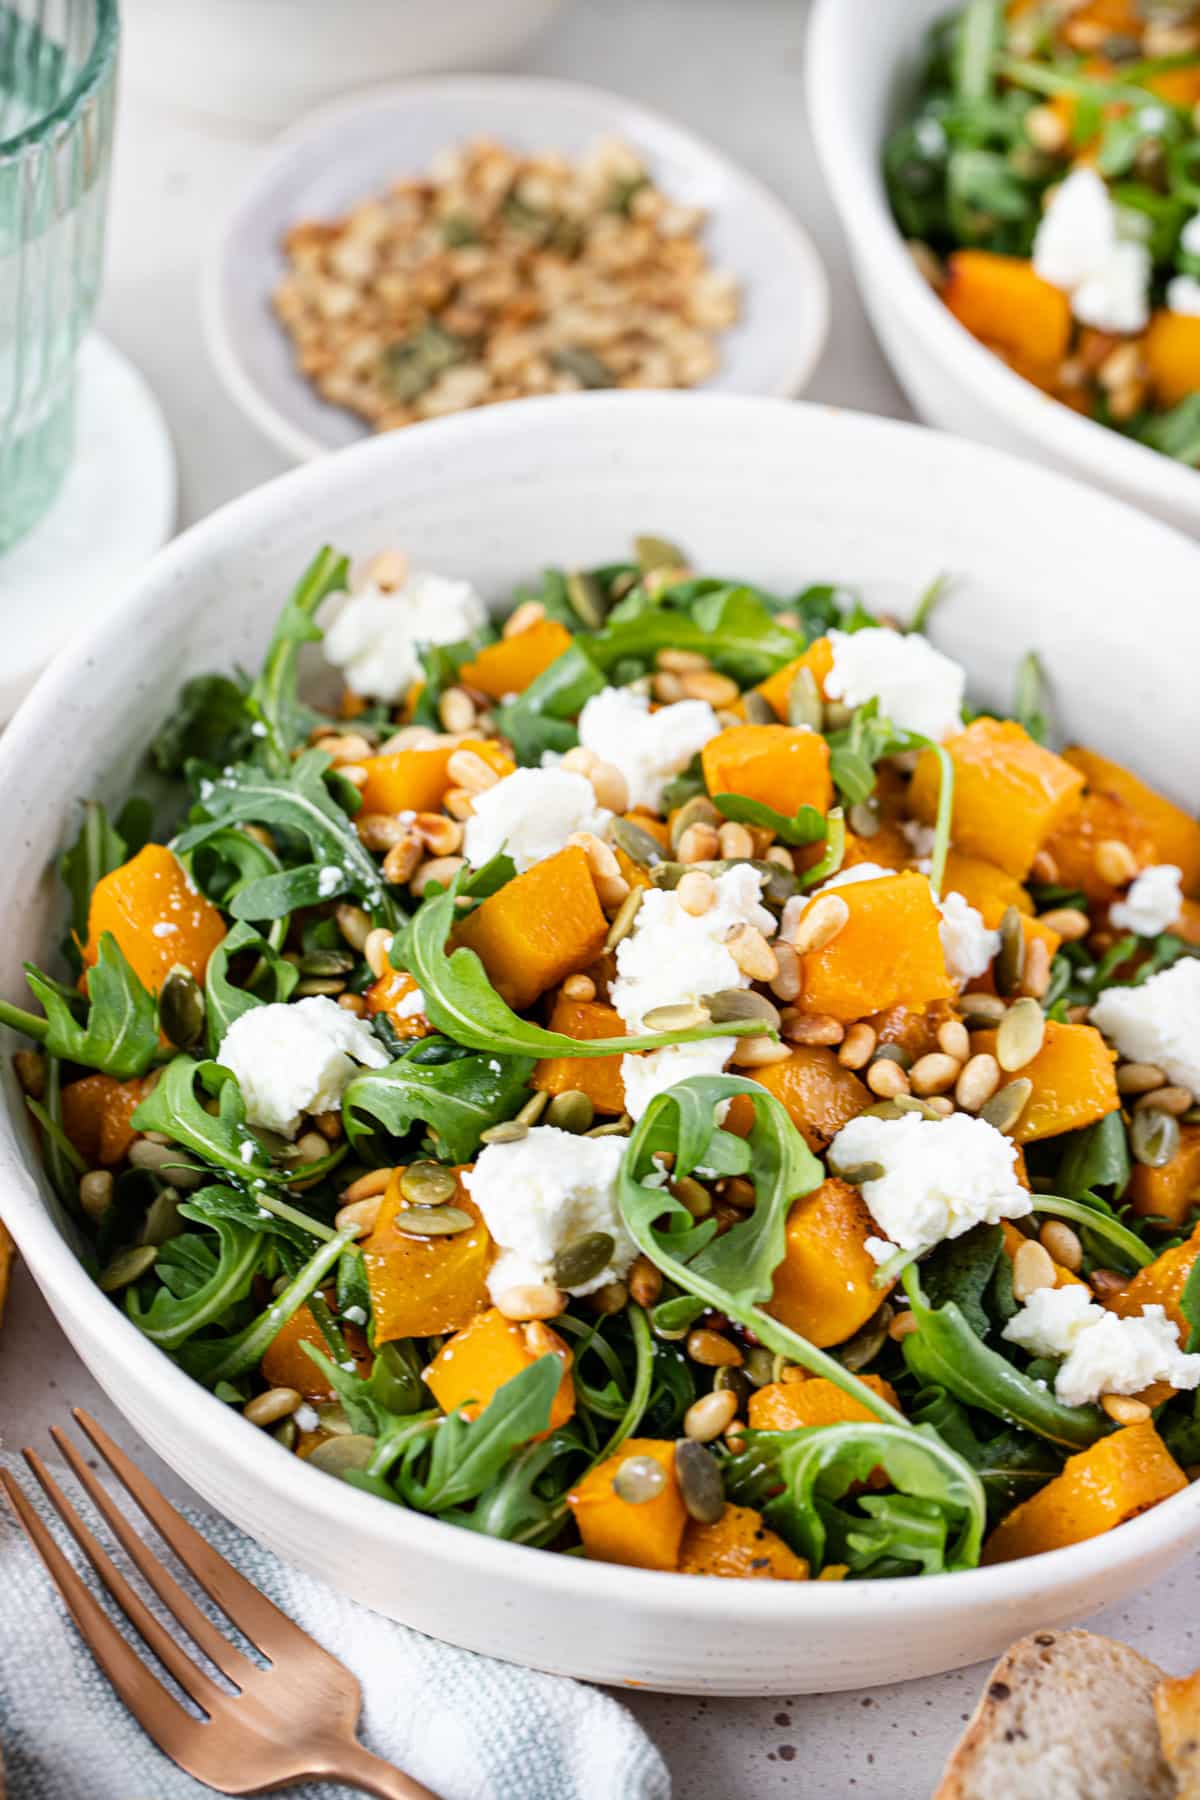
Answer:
[995,906,1025,997]
[860,1101,907,1121]
[545,1089,595,1134]
[823,700,855,730]
[300,948,356,978]
[306,1434,376,1477]
[829,1160,886,1185]
[872,1043,912,1070]
[517,1090,550,1127]
[890,1095,946,1120]
[674,1438,725,1525]
[1131,1106,1180,1168]
[393,1203,475,1237]
[848,798,881,838]
[642,1000,711,1031]
[605,887,644,951]
[634,534,686,574]
[552,1230,616,1289]
[565,568,607,628]
[399,1161,459,1207]
[743,690,776,725]
[669,795,721,851]
[742,1346,776,1388]
[713,1365,753,1405]
[553,349,616,392]
[99,1245,158,1292]
[980,1077,1033,1135]
[479,1120,529,1145]
[788,666,824,732]
[961,993,1008,1028]
[586,1116,633,1138]
[610,817,664,867]
[128,1138,205,1191]
[838,1304,894,1372]
[613,1454,668,1503]
[996,996,1046,1072]
[703,988,781,1028]
[160,966,205,1052]
[138,1188,183,1247]
[272,1418,298,1451]
[293,977,346,998]
[316,1401,353,1437]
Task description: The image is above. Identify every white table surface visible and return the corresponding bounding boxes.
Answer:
[7,1,1197,1795]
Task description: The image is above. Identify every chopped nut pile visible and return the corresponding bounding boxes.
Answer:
[273,136,739,431]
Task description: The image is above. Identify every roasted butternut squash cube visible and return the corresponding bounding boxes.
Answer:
[425,1306,574,1432]
[1040,789,1157,904]
[982,1423,1186,1564]
[567,1438,686,1571]
[1064,746,1200,896]
[726,1047,868,1152]
[942,851,1033,919]
[679,1504,809,1580]
[60,1073,149,1167]
[355,738,514,816]
[970,1020,1118,1143]
[362,1169,490,1341]
[454,844,608,1011]
[459,619,573,699]
[911,718,1085,879]
[797,870,953,1022]
[1107,1222,1200,1337]
[1130,1124,1200,1229]
[944,252,1072,366]
[841,821,911,872]
[365,968,430,1038]
[748,1373,900,1430]
[755,637,835,721]
[1144,309,1200,410]
[702,723,832,818]
[533,994,626,1115]
[868,1001,958,1064]
[260,1302,370,1397]
[84,844,227,997]
[765,1179,893,1348]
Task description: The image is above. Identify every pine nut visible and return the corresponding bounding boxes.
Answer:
[1030,849,1059,885]
[356,811,412,852]
[337,993,367,1016]
[364,929,394,979]
[336,765,366,790]
[361,548,408,591]
[378,725,445,753]
[570,831,622,882]
[438,686,477,733]
[730,1037,792,1067]
[1038,907,1090,942]
[765,845,793,870]
[296,1131,329,1164]
[413,812,463,856]
[315,731,374,765]
[1040,1220,1083,1272]
[781,1010,845,1047]
[13,1048,45,1098]
[686,1328,743,1368]
[1022,937,1052,1001]
[925,1095,955,1117]
[443,786,476,821]
[1117,1062,1168,1094]
[867,1058,911,1099]
[1090,1268,1129,1301]
[717,821,755,862]
[910,1052,962,1097]
[790,893,850,956]
[682,670,740,708]
[244,1388,302,1428]
[589,1280,629,1316]
[495,1283,566,1321]
[677,870,716,916]
[956,1052,1001,1113]
[937,1019,970,1062]
[769,941,802,1003]
[335,903,372,951]
[411,855,466,896]
[628,1255,663,1307]
[1012,1239,1056,1302]
[562,973,596,1001]
[79,1169,114,1221]
[503,599,546,637]
[1094,838,1139,887]
[1135,1085,1193,1116]
[838,1022,877,1070]
[339,1167,392,1202]
[1025,100,1068,153]
[382,837,423,885]
[678,823,721,863]
[684,1389,740,1442]
[588,760,629,812]
[1101,1393,1151,1425]
[726,923,778,982]
[653,671,685,703]
[446,748,501,793]
[656,648,710,673]
[524,1320,572,1368]
[561,745,600,776]
[889,1311,918,1341]
[314,1110,343,1141]
[335,1196,384,1236]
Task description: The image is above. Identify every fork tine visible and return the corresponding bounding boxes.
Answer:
[73,1409,340,1666]
[0,1469,199,1751]
[50,1426,257,1688]
[22,1448,227,1715]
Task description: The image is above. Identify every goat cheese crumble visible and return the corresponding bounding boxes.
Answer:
[1032,166,1151,333]
[612,863,774,1032]
[823,627,966,743]
[463,766,611,872]
[1108,863,1183,939]
[216,997,389,1138]
[323,569,487,702]
[1091,959,1200,1096]
[1003,1286,1200,1407]
[620,1037,736,1124]
[463,1126,634,1299]
[937,889,1001,987]
[577,685,720,812]
[829,1111,1031,1262]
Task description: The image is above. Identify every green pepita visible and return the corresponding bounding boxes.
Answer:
[517,1090,550,1127]
[703,988,781,1028]
[641,1000,711,1032]
[545,1089,595,1135]
[829,1159,886,1185]
[996,996,1045,1072]
[272,1417,298,1451]
[609,817,664,867]
[565,568,608,628]
[980,1077,1033,1135]
[99,1245,158,1292]
[399,1161,459,1207]
[743,691,776,725]
[605,887,644,952]
[713,1365,753,1405]
[553,349,616,392]
[742,1346,776,1388]
[585,1116,633,1138]
[316,1402,353,1437]
[873,1043,912,1070]
[669,795,721,851]
[613,1453,668,1504]
[293,977,346,998]
[859,1101,908,1121]
[128,1138,205,1191]
[138,1188,184,1247]
[479,1120,529,1146]
[1132,1106,1180,1169]
[305,1434,377,1477]
[788,666,824,732]
[552,1231,616,1289]
[634,534,687,575]
[300,949,356,978]
[394,1203,475,1238]
[838,1303,894,1372]
[995,906,1026,998]
[160,966,205,1052]
[674,1438,725,1525]
[823,700,855,730]
[848,798,882,839]
[890,1095,946,1120]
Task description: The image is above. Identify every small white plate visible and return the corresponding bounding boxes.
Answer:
[204,74,830,462]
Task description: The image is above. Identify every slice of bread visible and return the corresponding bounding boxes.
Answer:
[934,1628,1174,1800]
[1157,1669,1200,1799]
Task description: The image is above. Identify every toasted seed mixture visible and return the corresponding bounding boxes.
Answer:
[273,136,739,431]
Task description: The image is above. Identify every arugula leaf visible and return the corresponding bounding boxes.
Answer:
[21,933,159,1079]
[448,1428,589,1545]
[132,1056,277,1185]
[1013,650,1051,746]
[920,1222,1005,1338]
[126,1209,265,1350]
[152,674,252,776]
[1139,392,1200,465]
[182,1180,325,1252]
[494,643,605,765]
[1033,1194,1153,1272]
[1056,1112,1132,1206]
[398,1354,564,1512]
[227,864,351,922]
[303,1339,426,1438]
[204,920,299,1055]
[177,1224,357,1385]
[910,1385,1063,1521]
[59,799,146,949]
[398,872,772,1059]
[710,794,827,848]
[588,586,805,686]
[342,1037,535,1164]
[247,547,349,774]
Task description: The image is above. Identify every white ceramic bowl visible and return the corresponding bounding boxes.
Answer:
[807,0,1200,538]
[3,395,1200,1695]
[205,76,830,462]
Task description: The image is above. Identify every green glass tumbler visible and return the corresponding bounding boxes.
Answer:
[0,0,118,552]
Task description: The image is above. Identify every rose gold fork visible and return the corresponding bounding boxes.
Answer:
[0,1409,440,1799]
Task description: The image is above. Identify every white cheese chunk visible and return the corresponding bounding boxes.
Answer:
[938,889,1000,987]
[611,863,774,1031]
[823,627,966,743]
[620,1037,736,1123]
[323,569,487,702]
[829,1111,1031,1262]
[1004,1287,1200,1407]
[1071,238,1152,333]
[1091,959,1200,1095]
[1033,167,1151,333]
[1108,864,1183,939]
[1167,273,1200,316]
[463,767,611,873]
[463,1126,634,1299]
[217,997,390,1138]
[577,685,720,812]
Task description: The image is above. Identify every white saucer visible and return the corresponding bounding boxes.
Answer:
[204,74,831,463]
[0,335,176,720]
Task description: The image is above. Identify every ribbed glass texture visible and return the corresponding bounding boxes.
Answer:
[0,0,118,551]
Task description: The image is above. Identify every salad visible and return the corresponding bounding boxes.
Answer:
[7,537,1200,1583]
[885,0,1200,465]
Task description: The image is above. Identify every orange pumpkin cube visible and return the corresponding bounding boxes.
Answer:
[365,968,430,1039]
[60,1073,149,1167]
[1107,1222,1200,1337]
[1144,310,1200,410]
[702,723,832,818]
[797,870,953,1022]
[1130,1124,1200,1229]
[765,1179,892,1348]
[1040,789,1157,904]
[755,637,835,721]
[425,1306,575,1433]
[982,1423,1186,1564]
[911,718,1086,879]
[454,844,608,1011]
[355,738,514,817]
[260,1301,371,1397]
[459,619,573,699]
[748,1373,900,1431]
[567,1438,687,1571]
[726,1047,868,1152]
[678,1504,809,1580]
[1063,747,1200,896]
[533,993,626,1115]
[362,1168,490,1342]
[943,252,1072,367]
[84,843,227,997]
[942,851,1033,919]
[970,1021,1118,1143]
